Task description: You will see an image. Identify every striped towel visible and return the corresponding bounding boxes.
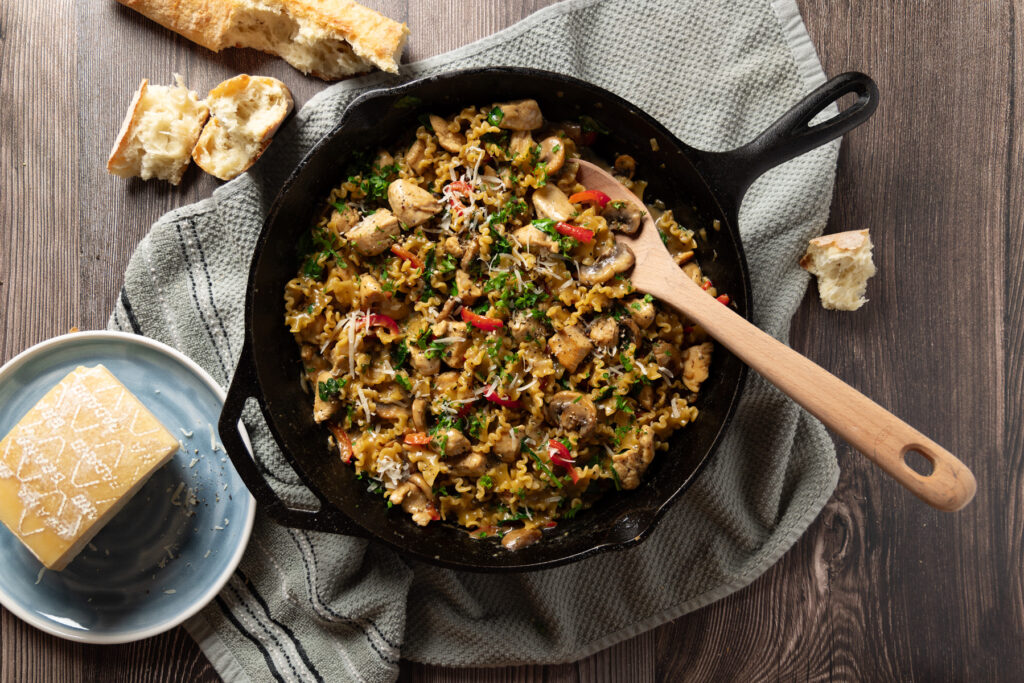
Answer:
[110,0,840,679]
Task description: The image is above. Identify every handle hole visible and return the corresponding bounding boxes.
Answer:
[904,449,935,476]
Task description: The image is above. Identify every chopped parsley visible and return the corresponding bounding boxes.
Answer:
[317,377,346,401]
[619,352,634,372]
[532,218,576,252]
[487,198,528,227]
[347,162,399,201]
[615,395,634,415]
[563,502,583,519]
[479,475,494,488]
[391,341,410,369]
[488,225,512,254]
[523,442,563,489]
[329,200,347,213]
[395,373,412,391]
[300,228,342,280]
[487,106,505,126]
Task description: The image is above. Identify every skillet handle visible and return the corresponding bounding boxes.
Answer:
[219,341,369,537]
[701,71,879,202]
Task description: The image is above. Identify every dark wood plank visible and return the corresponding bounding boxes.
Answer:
[1,0,1020,681]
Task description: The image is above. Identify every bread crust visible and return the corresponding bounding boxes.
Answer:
[106,79,149,177]
[116,0,236,51]
[800,229,870,269]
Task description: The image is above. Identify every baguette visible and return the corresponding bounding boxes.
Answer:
[799,229,877,311]
[192,74,294,180]
[106,74,210,185]
[116,0,409,79]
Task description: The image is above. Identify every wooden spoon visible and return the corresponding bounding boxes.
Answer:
[576,159,976,511]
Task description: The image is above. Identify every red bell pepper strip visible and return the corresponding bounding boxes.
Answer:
[455,401,476,418]
[701,279,713,291]
[716,294,731,305]
[390,244,423,269]
[554,221,594,244]
[568,189,611,209]
[542,520,558,529]
[365,313,401,335]
[404,432,431,446]
[461,307,504,331]
[483,388,520,408]
[548,439,580,483]
[328,424,354,463]
[427,502,440,521]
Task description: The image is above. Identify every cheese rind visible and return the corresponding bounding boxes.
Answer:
[0,365,179,570]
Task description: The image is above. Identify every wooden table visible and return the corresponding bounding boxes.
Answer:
[1,1,1021,680]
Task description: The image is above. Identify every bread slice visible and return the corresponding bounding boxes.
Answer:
[106,74,210,185]
[116,0,409,79]
[799,229,877,311]
[192,74,294,180]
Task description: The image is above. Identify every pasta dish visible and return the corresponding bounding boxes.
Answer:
[284,99,719,550]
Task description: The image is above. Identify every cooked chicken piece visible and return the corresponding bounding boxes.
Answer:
[410,344,440,376]
[493,430,521,463]
[449,452,487,477]
[545,391,597,438]
[495,99,543,131]
[513,225,559,254]
[588,317,618,346]
[532,183,575,222]
[429,114,466,154]
[405,138,428,174]
[455,269,482,304]
[378,295,410,320]
[347,209,400,256]
[501,526,542,550]
[411,398,428,431]
[548,325,593,372]
[433,370,460,394]
[434,428,471,457]
[509,311,546,343]
[682,261,703,284]
[509,130,535,159]
[627,297,656,329]
[612,429,654,490]
[579,243,635,285]
[387,179,442,228]
[389,474,436,526]
[438,321,472,369]
[359,274,385,308]
[538,136,565,174]
[377,403,410,422]
[460,240,479,270]
[327,204,361,236]
[312,370,341,423]
[681,342,713,393]
[602,200,643,234]
[637,384,654,410]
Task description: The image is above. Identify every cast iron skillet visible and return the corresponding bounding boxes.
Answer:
[219,67,878,572]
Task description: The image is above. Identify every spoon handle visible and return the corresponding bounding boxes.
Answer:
[650,271,977,511]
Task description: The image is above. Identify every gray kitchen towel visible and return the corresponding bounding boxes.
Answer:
[108,0,842,680]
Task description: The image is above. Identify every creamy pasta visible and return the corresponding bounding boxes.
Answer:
[283,99,719,550]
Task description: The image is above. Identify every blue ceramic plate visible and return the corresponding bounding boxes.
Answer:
[0,331,255,643]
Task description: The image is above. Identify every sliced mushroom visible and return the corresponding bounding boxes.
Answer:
[538,136,565,174]
[429,114,466,154]
[627,297,656,329]
[579,242,635,285]
[612,429,654,490]
[501,526,542,550]
[455,269,482,304]
[588,317,618,347]
[681,342,713,393]
[347,209,401,256]
[495,99,543,131]
[410,344,440,376]
[493,430,521,463]
[359,274,385,308]
[548,325,593,373]
[312,370,341,423]
[449,452,487,477]
[411,398,428,431]
[434,429,471,457]
[436,297,458,322]
[509,311,546,343]
[637,384,654,410]
[327,203,361,236]
[532,184,575,222]
[387,179,442,228]
[513,225,559,254]
[602,200,643,235]
[459,240,479,271]
[652,340,677,372]
[545,391,597,438]
[614,154,637,179]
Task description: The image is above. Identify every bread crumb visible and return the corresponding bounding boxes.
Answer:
[800,229,876,311]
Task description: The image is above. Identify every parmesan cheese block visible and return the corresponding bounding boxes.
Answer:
[0,365,179,570]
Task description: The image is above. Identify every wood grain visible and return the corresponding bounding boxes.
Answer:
[1,0,1021,681]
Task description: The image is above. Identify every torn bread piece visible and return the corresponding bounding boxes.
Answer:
[106,75,210,185]
[192,75,294,180]
[800,229,877,311]
[116,0,409,79]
